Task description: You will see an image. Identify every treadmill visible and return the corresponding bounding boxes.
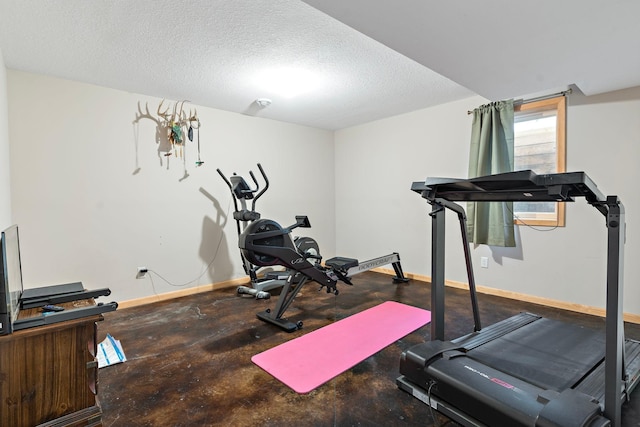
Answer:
[397,170,640,427]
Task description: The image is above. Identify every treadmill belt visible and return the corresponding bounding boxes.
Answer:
[468,317,605,391]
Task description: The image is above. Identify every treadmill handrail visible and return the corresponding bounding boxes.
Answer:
[431,198,482,333]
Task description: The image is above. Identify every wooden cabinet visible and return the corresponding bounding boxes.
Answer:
[0,301,103,427]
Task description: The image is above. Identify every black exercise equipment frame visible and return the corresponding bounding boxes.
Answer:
[218,163,323,299]
[240,213,409,332]
[404,170,633,426]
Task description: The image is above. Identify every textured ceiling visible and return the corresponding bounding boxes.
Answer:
[1,1,639,131]
[303,0,640,99]
[0,0,473,130]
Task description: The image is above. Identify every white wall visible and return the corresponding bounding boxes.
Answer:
[7,71,336,302]
[0,48,11,229]
[335,88,640,316]
[6,69,640,317]
[334,96,477,265]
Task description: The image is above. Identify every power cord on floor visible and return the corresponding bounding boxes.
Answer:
[427,380,440,427]
[427,380,462,427]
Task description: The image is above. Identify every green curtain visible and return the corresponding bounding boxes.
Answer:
[467,99,515,247]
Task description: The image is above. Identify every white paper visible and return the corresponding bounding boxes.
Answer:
[97,333,127,368]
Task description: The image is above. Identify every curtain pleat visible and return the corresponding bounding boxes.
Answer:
[467,100,516,247]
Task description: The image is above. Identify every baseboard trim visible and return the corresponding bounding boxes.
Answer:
[371,267,640,325]
[117,269,640,325]
[116,277,249,310]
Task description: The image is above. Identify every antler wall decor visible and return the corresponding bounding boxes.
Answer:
[134,100,204,166]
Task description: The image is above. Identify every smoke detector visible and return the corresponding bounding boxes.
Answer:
[255,98,272,108]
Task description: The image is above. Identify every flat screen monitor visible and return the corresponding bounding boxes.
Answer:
[0,225,24,335]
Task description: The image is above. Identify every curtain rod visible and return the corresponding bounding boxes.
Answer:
[467,88,572,115]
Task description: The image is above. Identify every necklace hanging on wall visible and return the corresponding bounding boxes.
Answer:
[189,116,203,167]
[195,128,204,167]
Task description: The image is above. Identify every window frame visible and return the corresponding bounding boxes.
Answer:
[513,95,566,227]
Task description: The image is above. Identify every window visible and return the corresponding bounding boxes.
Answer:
[513,96,566,226]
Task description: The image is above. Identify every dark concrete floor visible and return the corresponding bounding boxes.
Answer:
[97,272,640,426]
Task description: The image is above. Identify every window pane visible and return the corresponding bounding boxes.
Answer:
[514,113,558,221]
[512,95,566,226]
[514,115,556,173]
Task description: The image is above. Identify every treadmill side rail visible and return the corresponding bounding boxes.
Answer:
[396,375,490,427]
[400,354,609,427]
[537,389,611,427]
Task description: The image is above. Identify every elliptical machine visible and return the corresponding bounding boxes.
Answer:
[239,212,410,332]
[217,164,322,299]
[220,163,410,332]
[239,214,354,331]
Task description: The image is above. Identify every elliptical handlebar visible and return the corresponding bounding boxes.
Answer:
[252,163,269,212]
[216,167,233,192]
[216,168,240,222]
[249,170,259,193]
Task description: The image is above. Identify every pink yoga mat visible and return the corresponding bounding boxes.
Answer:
[251,301,431,393]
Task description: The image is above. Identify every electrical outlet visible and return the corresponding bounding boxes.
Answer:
[136,267,148,279]
[480,257,489,268]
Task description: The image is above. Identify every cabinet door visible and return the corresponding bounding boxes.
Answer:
[0,317,101,426]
